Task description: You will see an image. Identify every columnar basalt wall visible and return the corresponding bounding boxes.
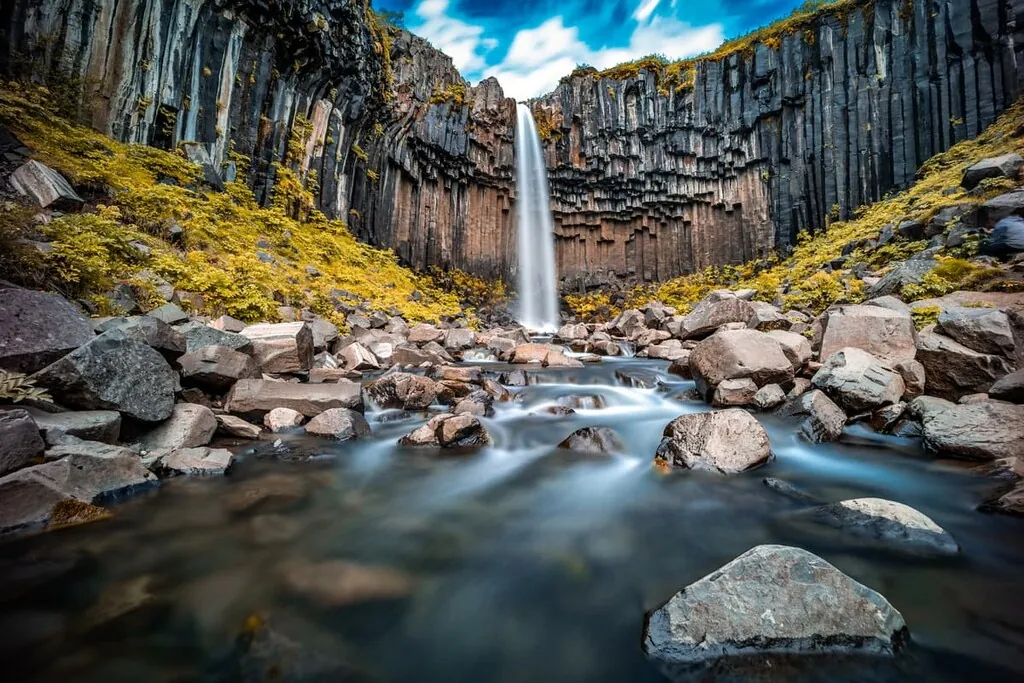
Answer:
[535,0,1024,287]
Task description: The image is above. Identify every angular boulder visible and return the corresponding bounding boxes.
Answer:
[607,309,646,338]
[225,379,362,418]
[241,322,314,373]
[407,324,445,344]
[32,329,176,422]
[766,330,813,371]
[712,378,758,407]
[304,408,371,441]
[136,404,217,452]
[819,305,917,365]
[398,413,491,448]
[215,414,262,440]
[9,159,84,210]
[915,330,1013,401]
[0,409,45,476]
[556,323,589,341]
[338,341,379,371]
[752,384,787,410]
[94,316,186,359]
[156,447,233,476]
[812,348,905,413]
[893,359,926,400]
[175,322,253,354]
[655,409,771,473]
[936,306,1020,359]
[673,296,755,340]
[147,303,190,325]
[22,407,121,444]
[812,498,959,556]
[922,401,1024,460]
[443,328,476,352]
[264,408,305,432]
[178,345,259,392]
[364,373,439,410]
[961,152,1023,190]
[643,545,908,667]
[557,426,625,454]
[779,389,847,443]
[0,288,94,374]
[690,330,794,400]
[989,368,1024,403]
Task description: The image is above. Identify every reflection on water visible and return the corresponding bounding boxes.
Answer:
[1,358,1023,683]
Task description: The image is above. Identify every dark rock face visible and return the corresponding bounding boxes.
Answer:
[0,288,94,374]
[0,409,45,476]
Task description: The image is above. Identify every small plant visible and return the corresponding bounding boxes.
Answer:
[911,305,941,330]
[0,369,52,403]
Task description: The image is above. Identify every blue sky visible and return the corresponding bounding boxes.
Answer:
[374,0,809,99]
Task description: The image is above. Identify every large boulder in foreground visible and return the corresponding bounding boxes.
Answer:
[690,330,794,400]
[812,348,904,414]
[643,545,908,669]
[241,322,314,373]
[32,329,176,422]
[0,288,94,374]
[915,330,1013,401]
[655,409,771,473]
[922,401,1024,460]
[819,305,917,365]
[226,379,362,418]
[811,498,959,556]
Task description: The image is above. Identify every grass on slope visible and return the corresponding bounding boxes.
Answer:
[0,81,492,325]
[567,96,1024,321]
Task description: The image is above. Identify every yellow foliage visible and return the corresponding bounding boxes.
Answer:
[0,82,469,324]
[900,257,1017,301]
[429,82,468,107]
[911,305,941,330]
[781,271,866,315]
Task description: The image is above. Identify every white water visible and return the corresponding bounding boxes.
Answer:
[515,103,560,332]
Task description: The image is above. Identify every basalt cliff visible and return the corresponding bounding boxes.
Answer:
[3,0,1023,288]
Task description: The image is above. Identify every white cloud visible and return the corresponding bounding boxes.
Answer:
[484,13,725,100]
[633,0,661,23]
[412,0,493,74]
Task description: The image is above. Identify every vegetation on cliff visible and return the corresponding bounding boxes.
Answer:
[568,96,1024,321]
[0,82,493,325]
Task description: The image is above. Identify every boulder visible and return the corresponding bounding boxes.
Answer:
[634,328,671,347]
[94,316,186,359]
[32,329,176,422]
[309,319,339,351]
[407,324,445,344]
[175,321,253,354]
[936,306,1020,359]
[752,384,787,410]
[819,305,917,365]
[264,408,304,432]
[812,348,904,413]
[10,160,84,209]
[961,153,1023,190]
[868,249,940,297]
[443,328,476,351]
[779,389,847,443]
[241,322,314,373]
[647,341,688,361]
[989,368,1024,403]
[766,330,813,371]
[556,323,588,341]
[811,498,959,556]
[338,341,379,371]
[865,296,913,317]
[0,409,45,476]
[304,408,371,440]
[511,343,552,364]
[544,349,584,368]
[156,447,233,475]
[136,404,217,452]
[225,379,362,418]
[907,395,957,422]
[922,401,1024,460]
[915,330,1013,401]
[747,301,789,331]
[643,545,907,667]
[893,359,926,400]
[690,330,794,400]
[655,409,771,473]
[607,309,646,338]
[980,216,1024,258]
[673,296,755,340]
[557,427,625,454]
[22,407,121,444]
[178,345,259,392]
[147,302,190,325]
[431,366,483,383]
[364,373,439,410]
[398,413,491,448]
[453,390,494,417]
[215,414,262,440]
[712,378,758,407]
[0,288,94,374]
[210,315,247,333]
[979,190,1024,225]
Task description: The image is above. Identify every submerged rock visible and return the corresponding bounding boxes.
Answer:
[811,498,959,556]
[557,427,625,454]
[156,447,233,476]
[643,545,908,669]
[279,559,415,607]
[655,409,771,473]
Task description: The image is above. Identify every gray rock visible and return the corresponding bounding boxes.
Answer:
[961,153,1023,190]
[0,409,45,475]
[309,318,339,351]
[868,249,940,297]
[94,316,186,359]
[338,341,379,371]
[779,389,847,443]
[865,296,913,318]
[210,315,248,333]
[22,407,121,444]
[814,498,960,557]
[981,216,1024,257]
[607,309,646,338]
[407,324,445,344]
[264,408,305,432]
[443,328,476,351]
[690,330,794,401]
[147,303,190,325]
[922,401,1024,460]
[672,296,755,340]
[365,373,439,410]
[893,359,926,400]
[0,288,94,374]
[398,413,491,448]
[136,404,217,452]
[175,321,253,354]
[32,329,176,422]
[215,414,262,440]
[241,322,314,373]
[156,447,233,475]
[936,306,1019,359]
[557,426,625,454]
[812,348,904,413]
[643,545,907,668]
[989,368,1024,403]
[178,345,260,392]
[9,160,83,210]
[712,378,758,407]
[819,305,917,365]
[556,323,589,341]
[304,408,371,440]
[752,384,787,410]
[765,330,812,370]
[915,330,1013,401]
[655,409,771,473]
[226,379,362,418]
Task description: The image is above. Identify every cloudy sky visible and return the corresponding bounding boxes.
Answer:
[374,0,808,100]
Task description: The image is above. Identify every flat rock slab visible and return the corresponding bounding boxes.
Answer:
[23,407,121,445]
[811,498,959,556]
[819,305,917,365]
[812,347,904,413]
[643,545,908,669]
[156,447,233,476]
[226,379,362,418]
[922,401,1024,460]
[135,403,217,452]
[0,288,94,374]
[10,159,84,210]
[215,414,262,440]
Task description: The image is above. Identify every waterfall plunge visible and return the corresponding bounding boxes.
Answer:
[514,103,559,333]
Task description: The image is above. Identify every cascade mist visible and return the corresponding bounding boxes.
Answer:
[514,103,559,332]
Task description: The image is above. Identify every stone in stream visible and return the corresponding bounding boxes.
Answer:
[810,498,959,556]
[0,288,94,374]
[155,447,233,476]
[21,407,121,445]
[752,384,787,410]
[556,323,588,341]
[224,473,309,514]
[279,559,415,607]
[922,401,1024,460]
[712,378,758,407]
[178,345,260,392]
[32,329,177,422]
[643,545,908,669]
[453,390,494,417]
[264,408,304,433]
[241,322,314,373]
[778,389,847,443]
[0,409,45,476]
[915,330,1013,401]
[216,414,262,440]
[607,309,646,338]
[443,328,476,351]
[893,359,926,400]
[689,329,794,401]
[557,427,625,455]
[304,408,371,440]
[226,379,362,418]
[762,477,820,504]
[135,404,218,453]
[812,348,904,414]
[654,409,771,473]
[398,413,491,448]
[364,373,439,410]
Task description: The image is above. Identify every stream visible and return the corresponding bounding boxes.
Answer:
[2,357,1023,682]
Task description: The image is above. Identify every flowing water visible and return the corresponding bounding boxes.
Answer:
[2,358,1024,682]
[514,104,560,332]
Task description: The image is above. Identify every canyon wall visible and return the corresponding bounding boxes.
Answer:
[2,0,1024,288]
[535,0,1024,287]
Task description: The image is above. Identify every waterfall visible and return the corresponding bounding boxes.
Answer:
[514,103,560,333]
